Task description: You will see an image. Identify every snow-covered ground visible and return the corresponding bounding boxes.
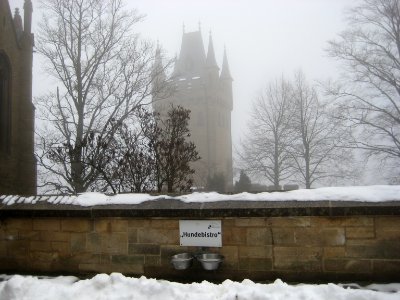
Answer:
[1,185,400,206]
[0,273,399,300]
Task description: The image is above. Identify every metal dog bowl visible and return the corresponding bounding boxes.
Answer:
[196,253,224,270]
[171,253,193,270]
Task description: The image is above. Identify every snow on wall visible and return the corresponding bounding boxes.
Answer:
[0,185,399,207]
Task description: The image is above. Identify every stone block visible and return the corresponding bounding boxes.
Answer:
[248,258,272,271]
[138,228,179,245]
[274,256,321,272]
[310,217,373,227]
[128,229,138,243]
[151,219,179,229]
[321,228,345,246]
[235,218,266,227]
[268,217,310,227]
[324,259,371,273]
[145,255,161,266]
[346,241,400,259]
[342,217,374,227]
[6,219,32,230]
[375,217,400,228]
[40,231,70,242]
[128,220,151,228]
[346,227,375,239]
[70,233,86,253]
[222,219,235,227]
[100,232,128,254]
[274,246,322,258]
[30,241,52,252]
[96,219,128,233]
[239,257,272,271]
[30,251,58,262]
[272,228,295,245]
[247,228,272,246]
[239,246,272,258]
[51,241,70,255]
[33,219,60,231]
[86,233,101,253]
[7,240,29,256]
[111,255,144,265]
[128,244,160,255]
[65,253,101,265]
[295,228,345,246]
[62,219,92,232]
[323,247,345,258]
[222,227,246,245]
[19,230,40,241]
[375,229,400,239]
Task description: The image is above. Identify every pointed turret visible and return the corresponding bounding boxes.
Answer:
[220,47,233,81]
[153,44,166,80]
[220,47,233,111]
[151,44,166,101]
[13,8,23,39]
[206,32,219,71]
[23,0,33,34]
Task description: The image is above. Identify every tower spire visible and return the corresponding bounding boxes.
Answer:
[205,31,219,70]
[152,44,166,96]
[23,0,33,34]
[220,47,232,80]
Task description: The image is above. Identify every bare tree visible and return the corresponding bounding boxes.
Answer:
[239,78,295,189]
[35,0,168,193]
[327,0,400,182]
[291,71,353,188]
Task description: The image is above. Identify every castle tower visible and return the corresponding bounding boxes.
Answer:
[152,29,233,190]
[0,0,36,195]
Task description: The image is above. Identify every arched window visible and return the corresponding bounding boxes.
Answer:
[0,54,11,154]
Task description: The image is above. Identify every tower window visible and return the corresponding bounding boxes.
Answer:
[0,54,11,154]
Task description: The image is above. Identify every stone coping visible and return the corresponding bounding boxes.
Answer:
[1,199,400,218]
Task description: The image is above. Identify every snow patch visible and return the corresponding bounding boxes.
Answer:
[0,273,399,300]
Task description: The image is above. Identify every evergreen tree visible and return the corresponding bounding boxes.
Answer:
[235,170,251,192]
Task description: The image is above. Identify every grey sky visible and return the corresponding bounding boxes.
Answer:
[9,0,352,145]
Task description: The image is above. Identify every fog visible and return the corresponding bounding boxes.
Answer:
[9,0,350,145]
[9,0,390,187]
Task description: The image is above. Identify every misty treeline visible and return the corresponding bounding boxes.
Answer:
[326,0,400,184]
[240,0,400,188]
[238,71,354,189]
[35,0,199,194]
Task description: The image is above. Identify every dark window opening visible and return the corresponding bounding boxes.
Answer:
[0,54,11,154]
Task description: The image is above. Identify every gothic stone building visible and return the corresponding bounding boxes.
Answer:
[0,0,36,195]
[153,29,233,190]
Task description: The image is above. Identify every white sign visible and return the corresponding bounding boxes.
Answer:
[179,220,222,247]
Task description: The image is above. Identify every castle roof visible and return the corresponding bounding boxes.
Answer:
[173,30,206,78]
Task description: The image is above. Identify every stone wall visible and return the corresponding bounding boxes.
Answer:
[1,212,399,282]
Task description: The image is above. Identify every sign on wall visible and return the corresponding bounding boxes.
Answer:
[179,220,222,247]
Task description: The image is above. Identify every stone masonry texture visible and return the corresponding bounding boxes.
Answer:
[1,215,399,282]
